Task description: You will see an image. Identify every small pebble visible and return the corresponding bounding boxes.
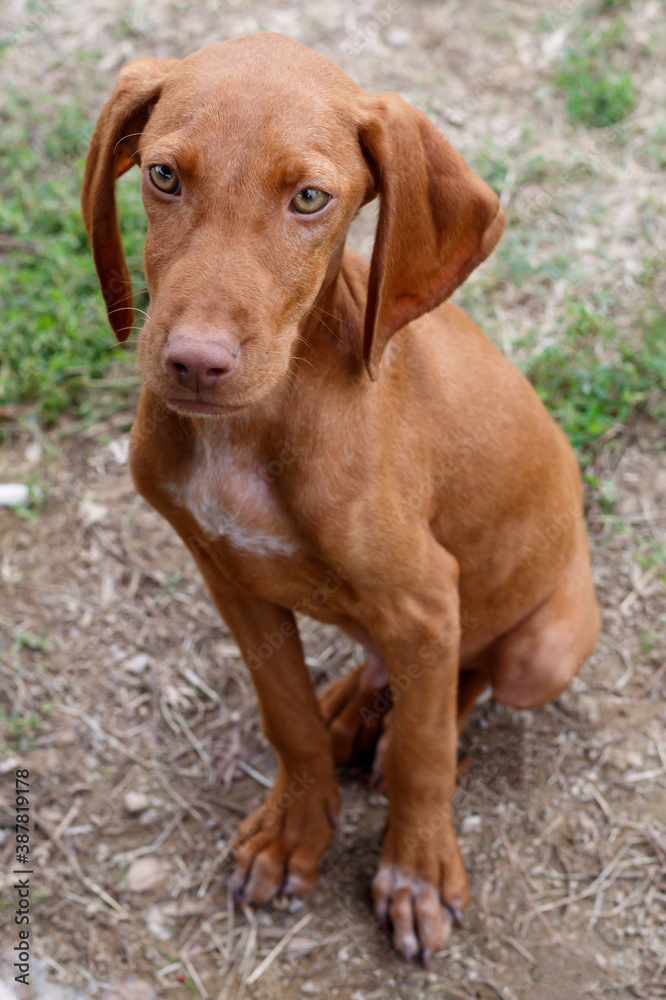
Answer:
[126,653,150,674]
[386,27,411,47]
[126,856,165,892]
[0,484,30,507]
[461,813,482,833]
[124,791,151,814]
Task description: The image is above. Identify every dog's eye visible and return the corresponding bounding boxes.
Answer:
[149,164,181,195]
[290,188,330,214]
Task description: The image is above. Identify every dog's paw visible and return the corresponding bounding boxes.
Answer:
[228,770,339,906]
[318,660,391,766]
[372,821,468,963]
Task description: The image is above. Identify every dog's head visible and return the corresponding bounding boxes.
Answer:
[82,33,504,416]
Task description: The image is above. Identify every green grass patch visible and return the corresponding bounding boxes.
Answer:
[636,539,666,582]
[524,304,666,460]
[470,147,512,196]
[0,89,147,420]
[555,21,636,127]
[0,711,40,752]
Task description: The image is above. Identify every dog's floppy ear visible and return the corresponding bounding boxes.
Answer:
[82,58,180,341]
[359,94,505,380]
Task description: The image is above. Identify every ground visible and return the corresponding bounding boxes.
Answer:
[1,1,665,999]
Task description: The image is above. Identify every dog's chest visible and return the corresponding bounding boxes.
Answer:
[169,429,300,563]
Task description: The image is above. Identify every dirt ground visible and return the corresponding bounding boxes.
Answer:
[1,1,665,999]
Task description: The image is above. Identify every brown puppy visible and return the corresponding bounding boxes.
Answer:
[82,34,599,962]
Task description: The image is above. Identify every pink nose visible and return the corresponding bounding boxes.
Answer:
[165,334,239,393]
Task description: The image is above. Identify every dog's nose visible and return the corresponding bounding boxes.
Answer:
[166,334,239,392]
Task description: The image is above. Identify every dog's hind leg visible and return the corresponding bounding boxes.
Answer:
[319,653,391,766]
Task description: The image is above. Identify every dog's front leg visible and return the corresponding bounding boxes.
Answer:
[365,542,467,962]
[191,549,340,904]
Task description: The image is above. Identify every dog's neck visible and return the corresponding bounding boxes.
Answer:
[298,248,371,377]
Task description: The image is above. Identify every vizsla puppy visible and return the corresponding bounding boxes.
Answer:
[82,34,599,962]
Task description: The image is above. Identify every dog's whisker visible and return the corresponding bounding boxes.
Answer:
[290,354,318,374]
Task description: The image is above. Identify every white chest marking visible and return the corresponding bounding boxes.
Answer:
[169,425,299,559]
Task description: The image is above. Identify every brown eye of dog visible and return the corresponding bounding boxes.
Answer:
[149,164,181,194]
[291,188,330,214]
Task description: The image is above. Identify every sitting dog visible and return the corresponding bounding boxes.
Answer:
[82,33,599,962]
